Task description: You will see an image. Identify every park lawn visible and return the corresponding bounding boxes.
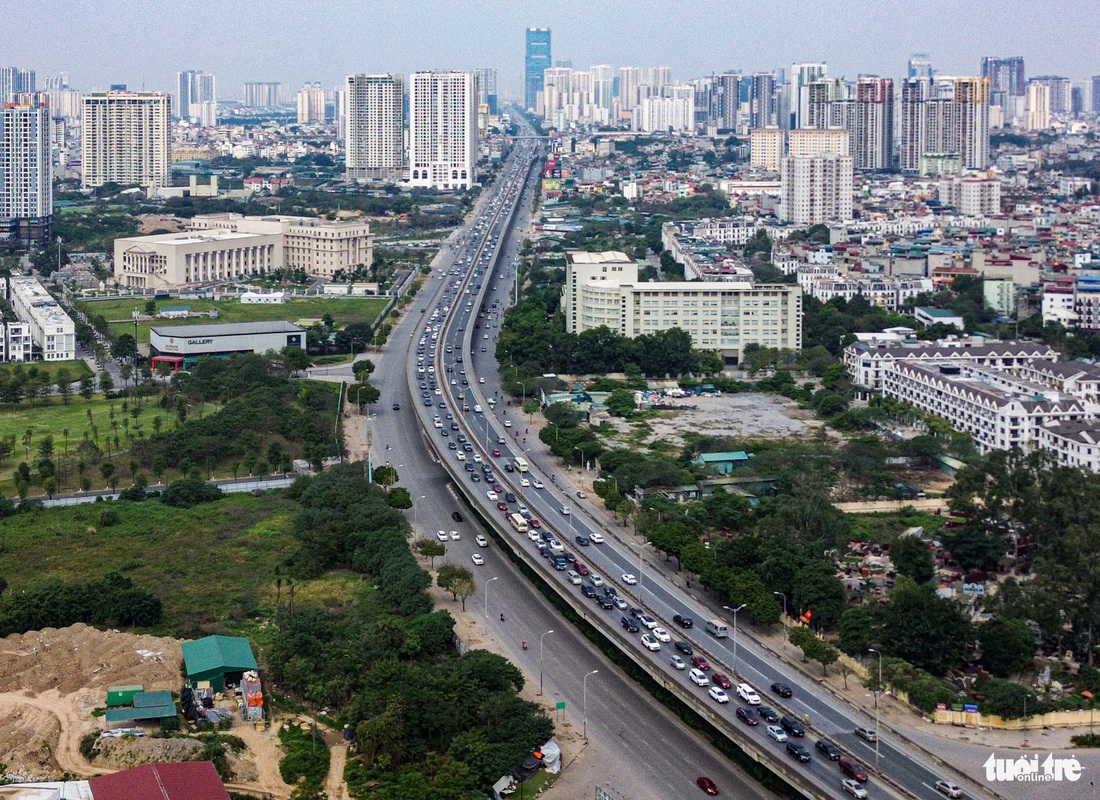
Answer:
[79,297,389,344]
[0,494,310,635]
[0,359,94,383]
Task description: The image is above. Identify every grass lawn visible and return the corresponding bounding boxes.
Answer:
[78,297,389,343]
[0,493,329,636]
[846,510,947,543]
[0,359,94,383]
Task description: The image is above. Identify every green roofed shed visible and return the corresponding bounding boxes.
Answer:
[181,635,258,691]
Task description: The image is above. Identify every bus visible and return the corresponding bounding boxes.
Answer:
[514,457,529,473]
[509,513,528,534]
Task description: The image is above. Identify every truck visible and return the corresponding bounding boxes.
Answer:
[705,619,729,638]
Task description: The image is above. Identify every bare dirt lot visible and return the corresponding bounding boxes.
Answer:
[137,215,187,235]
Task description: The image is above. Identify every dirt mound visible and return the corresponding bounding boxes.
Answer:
[0,623,182,696]
[0,702,61,778]
[92,736,205,770]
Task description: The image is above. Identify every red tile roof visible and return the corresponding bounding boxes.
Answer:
[89,761,229,800]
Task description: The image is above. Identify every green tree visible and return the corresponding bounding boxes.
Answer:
[838,606,877,656]
[387,487,412,509]
[979,619,1037,678]
[79,375,96,400]
[890,535,936,584]
[604,387,636,417]
[437,565,477,610]
[880,578,971,676]
[352,359,376,381]
[55,367,74,404]
[415,538,446,570]
[282,346,312,375]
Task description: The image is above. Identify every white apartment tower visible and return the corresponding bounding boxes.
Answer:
[409,71,477,190]
[779,154,853,225]
[790,62,827,129]
[297,83,326,124]
[750,128,785,170]
[0,102,52,243]
[619,67,642,111]
[1026,82,1051,130]
[345,74,405,182]
[81,91,170,189]
[176,70,215,121]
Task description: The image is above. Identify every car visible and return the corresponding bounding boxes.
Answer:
[574,562,589,576]
[766,725,788,743]
[841,778,868,799]
[520,478,530,487]
[471,553,484,566]
[771,682,793,698]
[538,545,551,558]
[708,687,729,704]
[689,668,710,686]
[675,640,694,656]
[673,614,694,629]
[736,706,760,725]
[391,403,401,410]
[613,596,628,610]
[581,584,597,598]
[621,616,640,632]
[780,716,805,737]
[621,573,638,585]
[696,776,719,796]
[640,634,660,651]
[736,684,761,705]
[758,706,780,724]
[470,474,481,483]
[451,511,463,522]
[532,479,545,489]
[530,519,542,529]
[560,505,571,515]
[854,726,877,743]
[479,377,485,384]
[816,739,842,761]
[574,535,590,546]
[839,758,868,783]
[504,419,512,428]
[456,452,466,461]
[448,441,458,450]
[504,464,515,472]
[590,574,604,587]
[473,454,483,464]
[475,535,488,547]
[690,655,711,672]
[595,594,615,610]
[492,449,501,457]
[576,490,587,498]
[934,780,963,798]
[651,626,671,642]
[494,484,504,493]
[496,501,508,511]
[449,530,460,541]
[670,654,687,670]
[786,742,812,763]
[486,490,498,501]
[638,614,657,629]
[435,530,449,542]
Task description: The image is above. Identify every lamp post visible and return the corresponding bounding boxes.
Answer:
[582,669,599,741]
[724,604,747,677]
[518,381,526,406]
[413,494,426,533]
[869,648,882,766]
[484,576,499,622]
[634,541,651,594]
[575,446,586,471]
[538,629,555,696]
[773,591,787,621]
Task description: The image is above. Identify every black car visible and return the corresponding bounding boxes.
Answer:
[595,594,615,610]
[621,616,640,632]
[758,706,780,724]
[630,607,645,619]
[448,442,458,450]
[451,511,463,522]
[673,614,694,628]
[504,464,515,472]
[786,742,812,763]
[538,545,551,559]
[771,682,793,698]
[815,739,841,761]
[575,535,591,546]
[392,403,401,410]
[675,641,694,655]
[581,584,598,598]
[780,716,805,737]
[603,586,618,598]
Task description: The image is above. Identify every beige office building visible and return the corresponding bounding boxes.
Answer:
[750,128,785,171]
[788,128,850,157]
[562,251,801,360]
[81,91,170,189]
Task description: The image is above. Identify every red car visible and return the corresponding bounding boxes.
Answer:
[696,776,719,796]
[496,502,508,511]
[492,484,503,493]
[492,449,502,457]
[691,655,711,672]
[712,672,732,689]
[575,562,590,576]
[530,519,542,528]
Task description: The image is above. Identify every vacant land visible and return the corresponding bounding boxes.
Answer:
[78,297,389,343]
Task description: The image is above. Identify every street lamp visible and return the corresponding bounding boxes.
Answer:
[773,591,787,621]
[634,541,651,594]
[484,576,499,621]
[574,445,586,471]
[518,381,526,406]
[724,604,747,677]
[412,494,426,532]
[582,669,599,741]
[538,629,555,696]
[869,648,883,766]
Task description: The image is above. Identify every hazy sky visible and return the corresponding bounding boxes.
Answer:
[9,0,1099,99]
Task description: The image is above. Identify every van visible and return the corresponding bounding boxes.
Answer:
[553,555,567,570]
[705,619,729,638]
[689,668,710,686]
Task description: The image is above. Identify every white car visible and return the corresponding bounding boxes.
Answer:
[589,532,604,544]
[528,530,541,543]
[638,614,658,630]
[434,530,449,543]
[708,687,729,704]
[560,505,571,515]
[622,573,638,585]
[475,535,488,547]
[651,626,671,642]
[473,454,483,463]
[613,596,628,610]
[766,725,788,743]
[486,490,498,501]
[517,503,528,514]
[934,781,963,799]
[479,377,485,384]
[434,420,443,428]
[841,779,868,799]
[590,574,604,587]
[520,478,530,487]
[691,668,711,686]
[471,553,484,566]
[532,479,545,489]
[449,530,460,541]
[504,420,513,428]
[736,683,761,705]
[456,452,466,461]
[640,634,661,651]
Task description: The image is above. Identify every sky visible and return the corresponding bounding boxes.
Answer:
[9,0,1099,99]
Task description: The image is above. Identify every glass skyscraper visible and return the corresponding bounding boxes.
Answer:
[525,28,551,112]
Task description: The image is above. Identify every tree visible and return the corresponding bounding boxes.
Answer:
[604,387,636,417]
[979,619,1037,678]
[112,333,137,360]
[79,375,95,400]
[415,538,446,570]
[350,381,380,408]
[890,535,936,584]
[282,346,312,376]
[880,578,971,676]
[372,465,399,488]
[838,606,877,656]
[352,359,376,381]
[437,565,477,610]
[55,367,74,404]
[387,487,412,509]
[789,561,847,629]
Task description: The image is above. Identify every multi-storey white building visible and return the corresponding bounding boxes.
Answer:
[1036,420,1100,472]
[81,91,170,189]
[176,70,215,121]
[409,71,476,190]
[296,83,326,124]
[788,128,851,157]
[778,154,853,225]
[749,128,785,171]
[562,251,801,360]
[345,74,404,182]
[938,174,1002,216]
[801,276,933,310]
[633,92,694,133]
[7,276,75,361]
[0,321,32,362]
[1,101,52,243]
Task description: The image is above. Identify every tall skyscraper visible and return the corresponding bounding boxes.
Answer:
[409,71,476,191]
[176,70,215,120]
[710,73,741,130]
[1026,82,1051,130]
[908,54,933,80]
[790,63,826,129]
[591,65,614,109]
[900,76,989,174]
[899,77,930,174]
[243,82,281,108]
[981,56,1026,107]
[806,78,847,129]
[81,91,171,189]
[525,28,551,111]
[854,76,894,171]
[749,72,776,128]
[1093,76,1100,114]
[1029,76,1071,113]
[473,68,498,115]
[618,67,642,112]
[345,74,404,182]
[297,83,326,123]
[0,68,36,103]
[649,66,673,91]
[0,101,52,243]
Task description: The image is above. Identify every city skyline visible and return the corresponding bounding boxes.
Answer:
[7,0,1099,98]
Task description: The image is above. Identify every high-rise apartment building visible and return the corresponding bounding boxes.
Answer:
[749,128,785,170]
[901,76,989,173]
[1093,76,1100,115]
[788,128,850,157]
[854,76,894,171]
[243,82,281,108]
[1027,82,1051,130]
[176,70,215,121]
[618,67,642,112]
[790,63,826,129]
[591,65,614,109]
[709,73,741,130]
[899,77,929,174]
[908,54,933,80]
[981,56,1026,107]
[779,154,853,225]
[81,91,170,189]
[525,28,552,111]
[0,102,52,243]
[749,72,776,128]
[345,74,404,182]
[1029,76,1071,114]
[296,83,326,124]
[0,68,36,103]
[805,78,847,129]
[473,68,498,115]
[409,71,476,191]
[634,91,694,133]
[649,67,672,90]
